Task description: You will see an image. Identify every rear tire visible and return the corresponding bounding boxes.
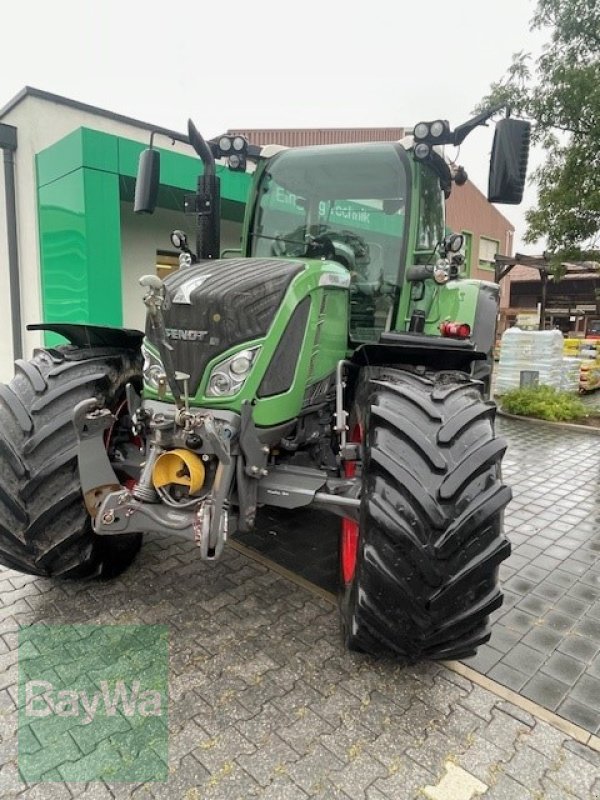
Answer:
[340,367,511,660]
[0,345,143,579]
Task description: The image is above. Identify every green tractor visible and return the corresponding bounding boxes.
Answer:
[0,110,529,660]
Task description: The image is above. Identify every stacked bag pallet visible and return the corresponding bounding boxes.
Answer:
[576,339,600,392]
[562,338,585,392]
[495,328,564,393]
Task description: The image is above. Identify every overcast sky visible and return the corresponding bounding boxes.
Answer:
[2,0,549,251]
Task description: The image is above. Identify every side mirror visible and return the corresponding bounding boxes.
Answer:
[134,148,160,214]
[488,118,531,205]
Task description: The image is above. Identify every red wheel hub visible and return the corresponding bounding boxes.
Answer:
[340,424,362,585]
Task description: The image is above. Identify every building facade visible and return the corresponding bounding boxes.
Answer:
[500,264,600,334]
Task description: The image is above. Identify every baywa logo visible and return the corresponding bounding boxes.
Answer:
[18,624,168,783]
[25,679,162,724]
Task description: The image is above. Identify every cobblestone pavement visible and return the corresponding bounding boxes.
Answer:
[244,416,600,735]
[1,417,600,797]
[478,417,600,733]
[0,535,599,799]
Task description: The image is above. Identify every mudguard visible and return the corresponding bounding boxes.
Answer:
[27,323,143,351]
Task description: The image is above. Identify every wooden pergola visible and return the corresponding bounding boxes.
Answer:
[494,253,600,331]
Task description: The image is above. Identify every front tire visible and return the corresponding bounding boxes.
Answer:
[0,345,143,579]
[340,367,511,661]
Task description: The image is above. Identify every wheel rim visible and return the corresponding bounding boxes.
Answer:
[340,423,362,585]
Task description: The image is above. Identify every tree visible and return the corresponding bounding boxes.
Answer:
[479,0,600,258]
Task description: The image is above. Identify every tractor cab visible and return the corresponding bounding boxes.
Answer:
[247,142,418,341]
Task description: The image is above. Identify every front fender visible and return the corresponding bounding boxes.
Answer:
[27,323,144,351]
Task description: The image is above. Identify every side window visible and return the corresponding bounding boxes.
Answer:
[252,175,306,258]
[417,166,445,251]
[479,236,499,271]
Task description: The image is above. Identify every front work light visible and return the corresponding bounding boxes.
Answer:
[215,134,249,164]
[413,119,450,144]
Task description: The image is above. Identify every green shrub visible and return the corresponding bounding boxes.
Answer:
[498,385,588,422]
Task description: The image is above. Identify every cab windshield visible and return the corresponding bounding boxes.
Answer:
[250,143,409,341]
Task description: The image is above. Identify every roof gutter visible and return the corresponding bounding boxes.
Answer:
[0,123,22,360]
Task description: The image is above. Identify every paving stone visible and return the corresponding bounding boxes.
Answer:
[548,748,600,799]
[564,738,600,769]
[555,595,589,619]
[487,662,528,693]
[256,777,309,799]
[589,654,600,681]
[520,625,562,653]
[486,626,521,653]
[481,709,530,753]
[422,762,487,800]
[441,705,482,745]
[515,594,551,618]
[406,730,466,777]
[542,609,578,633]
[464,645,502,674]
[456,735,508,785]
[557,633,600,663]
[497,643,546,677]
[572,616,600,638]
[544,569,578,589]
[286,743,345,795]
[237,734,301,788]
[371,756,437,800]
[501,743,552,792]
[493,700,534,727]
[328,751,387,799]
[191,726,256,774]
[523,719,567,759]
[278,707,335,756]
[570,672,600,712]
[520,673,569,710]
[484,773,533,799]
[498,609,537,635]
[556,697,600,732]
[541,650,586,685]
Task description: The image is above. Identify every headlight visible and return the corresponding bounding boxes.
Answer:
[206,347,260,397]
[142,343,165,391]
[429,120,446,139]
[433,260,451,284]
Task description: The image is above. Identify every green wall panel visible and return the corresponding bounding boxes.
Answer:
[38,169,89,324]
[36,129,85,188]
[38,167,122,333]
[82,168,122,325]
[36,126,251,337]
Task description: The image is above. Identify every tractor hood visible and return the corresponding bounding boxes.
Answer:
[144,258,305,395]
